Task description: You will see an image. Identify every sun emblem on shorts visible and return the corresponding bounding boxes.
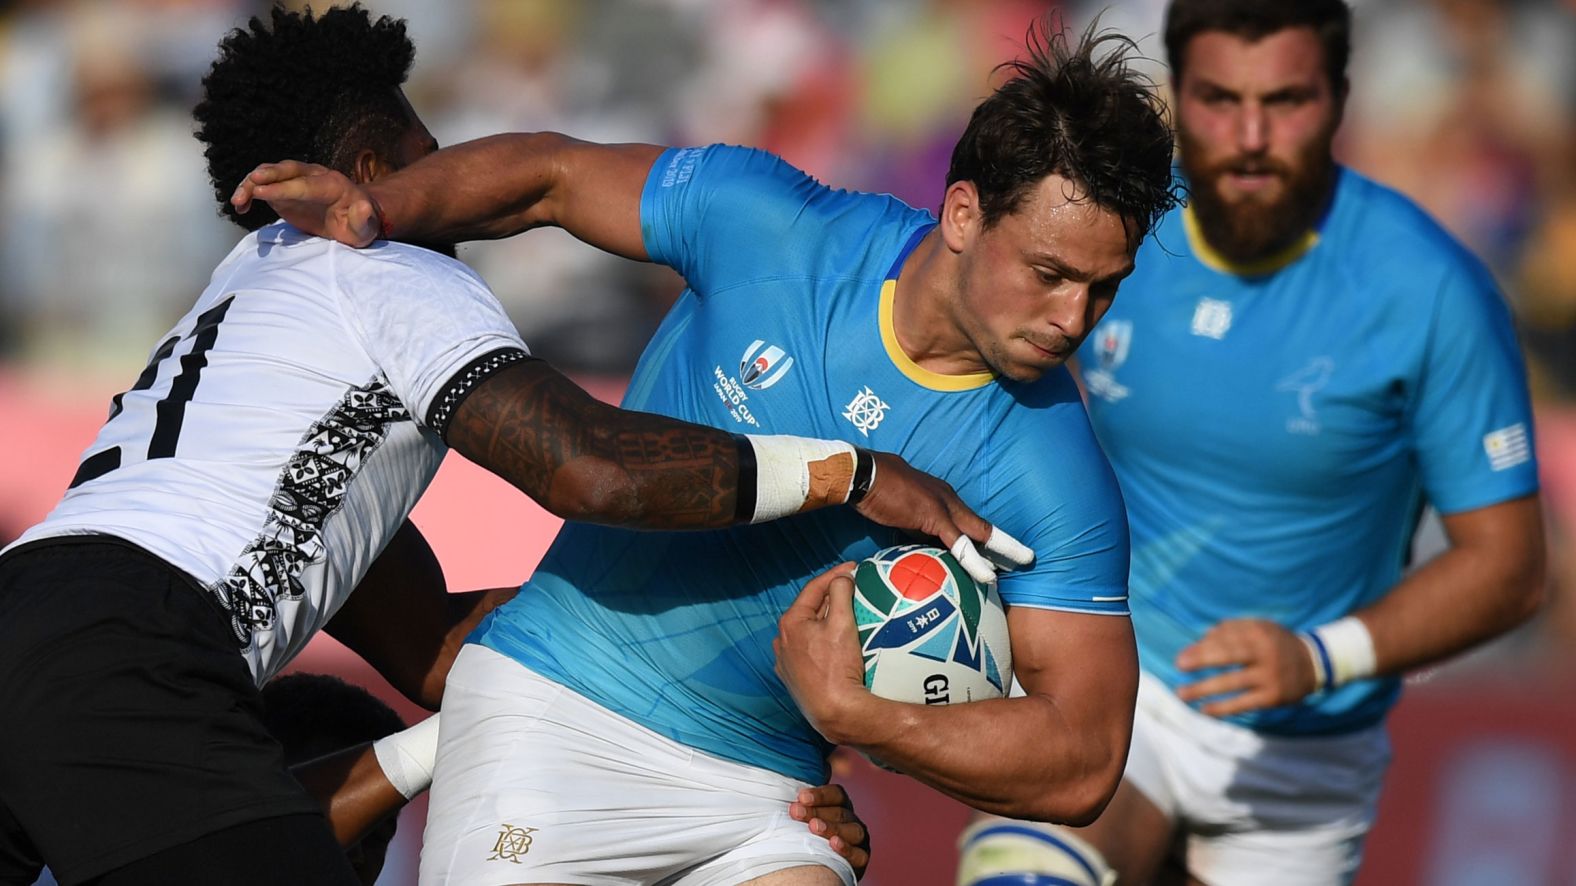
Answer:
[488,824,538,863]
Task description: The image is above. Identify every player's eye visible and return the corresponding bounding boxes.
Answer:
[1035,269,1062,287]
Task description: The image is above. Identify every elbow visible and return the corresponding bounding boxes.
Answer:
[1500,528,1549,629]
[1000,751,1124,826]
[1050,766,1123,827]
[1508,554,1549,628]
[543,459,639,525]
[1004,780,1116,827]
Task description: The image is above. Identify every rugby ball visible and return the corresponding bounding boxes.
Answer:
[852,545,1012,707]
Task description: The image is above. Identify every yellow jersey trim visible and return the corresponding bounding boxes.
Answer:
[878,279,996,392]
[1183,205,1319,276]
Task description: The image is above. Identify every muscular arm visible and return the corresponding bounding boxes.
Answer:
[325,521,518,709]
[1360,495,1544,673]
[1177,495,1546,714]
[447,360,746,529]
[776,572,1138,823]
[234,133,663,258]
[372,133,660,256]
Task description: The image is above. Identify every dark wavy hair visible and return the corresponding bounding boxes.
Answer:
[1164,0,1351,95]
[946,18,1180,242]
[194,3,415,230]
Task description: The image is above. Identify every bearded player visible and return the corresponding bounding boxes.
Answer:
[957,2,1545,885]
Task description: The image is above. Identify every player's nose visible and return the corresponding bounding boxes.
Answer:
[1046,286,1091,340]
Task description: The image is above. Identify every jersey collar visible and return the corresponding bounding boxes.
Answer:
[1181,204,1321,277]
[879,225,996,392]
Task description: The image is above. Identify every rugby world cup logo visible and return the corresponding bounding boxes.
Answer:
[1096,320,1132,371]
[739,339,795,390]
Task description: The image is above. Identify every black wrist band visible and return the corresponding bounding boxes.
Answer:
[848,447,876,505]
[733,435,758,523]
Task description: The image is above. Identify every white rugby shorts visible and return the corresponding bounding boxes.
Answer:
[421,644,855,886]
[1124,672,1391,886]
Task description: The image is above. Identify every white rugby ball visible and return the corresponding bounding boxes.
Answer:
[852,544,1012,707]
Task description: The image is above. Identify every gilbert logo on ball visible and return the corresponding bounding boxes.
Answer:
[852,545,1012,707]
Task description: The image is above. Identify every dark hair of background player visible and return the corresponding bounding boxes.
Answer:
[193,3,416,231]
[259,672,407,765]
[945,18,1181,243]
[1164,0,1352,95]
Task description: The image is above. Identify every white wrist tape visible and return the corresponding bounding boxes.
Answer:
[372,713,440,800]
[1300,616,1377,691]
[742,435,857,523]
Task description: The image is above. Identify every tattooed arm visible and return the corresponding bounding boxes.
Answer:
[448,358,743,529]
[444,358,1034,570]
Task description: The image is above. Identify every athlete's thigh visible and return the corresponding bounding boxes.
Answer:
[425,646,849,886]
[1186,824,1367,886]
[739,865,846,885]
[1171,717,1386,886]
[0,544,318,885]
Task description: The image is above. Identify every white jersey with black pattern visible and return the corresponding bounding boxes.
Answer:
[5,223,529,683]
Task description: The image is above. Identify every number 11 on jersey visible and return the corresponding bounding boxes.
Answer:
[68,297,235,489]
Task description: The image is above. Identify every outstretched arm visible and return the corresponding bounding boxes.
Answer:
[232,133,661,258]
[447,358,1033,581]
[1174,495,1545,715]
[775,568,1137,823]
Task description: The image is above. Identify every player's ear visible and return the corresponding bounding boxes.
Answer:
[940,180,980,255]
[352,148,393,186]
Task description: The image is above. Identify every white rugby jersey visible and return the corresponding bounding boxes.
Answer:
[5,223,529,683]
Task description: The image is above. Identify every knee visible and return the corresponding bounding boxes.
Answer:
[957,818,1116,886]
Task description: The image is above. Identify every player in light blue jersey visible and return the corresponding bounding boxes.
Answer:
[959,3,1546,886]
[243,21,1181,885]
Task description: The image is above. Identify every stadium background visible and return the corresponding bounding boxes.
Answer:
[1,0,1573,882]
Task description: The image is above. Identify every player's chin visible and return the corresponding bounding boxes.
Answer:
[1003,344,1068,381]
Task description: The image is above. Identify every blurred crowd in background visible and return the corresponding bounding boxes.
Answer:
[1,0,1574,643]
[4,2,1576,883]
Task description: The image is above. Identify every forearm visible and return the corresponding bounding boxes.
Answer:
[450,361,870,530]
[828,694,1128,824]
[1355,508,1545,675]
[290,743,407,847]
[451,363,742,527]
[369,132,661,258]
[370,132,563,244]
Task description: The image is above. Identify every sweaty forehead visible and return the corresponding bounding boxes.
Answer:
[1008,176,1135,274]
[1181,28,1329,93]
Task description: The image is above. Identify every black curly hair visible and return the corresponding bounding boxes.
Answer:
[260,673,406,765]
[946,17,1180,243]
[194,3,416,231]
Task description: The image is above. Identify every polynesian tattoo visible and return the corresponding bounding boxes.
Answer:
[446,358,741,529]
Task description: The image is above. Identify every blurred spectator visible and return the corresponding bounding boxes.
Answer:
[0,1,235,369]
[1345,0,1575,274]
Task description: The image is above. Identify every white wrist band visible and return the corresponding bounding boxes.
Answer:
[741,435,858,523]
[1300,617,1378,691]
[372,713,439,800]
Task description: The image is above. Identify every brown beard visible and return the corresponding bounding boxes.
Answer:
[1179,126,1336,265]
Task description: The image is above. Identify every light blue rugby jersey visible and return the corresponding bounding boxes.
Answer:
[472,145,1130,783]
[1082,167,1538,735]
